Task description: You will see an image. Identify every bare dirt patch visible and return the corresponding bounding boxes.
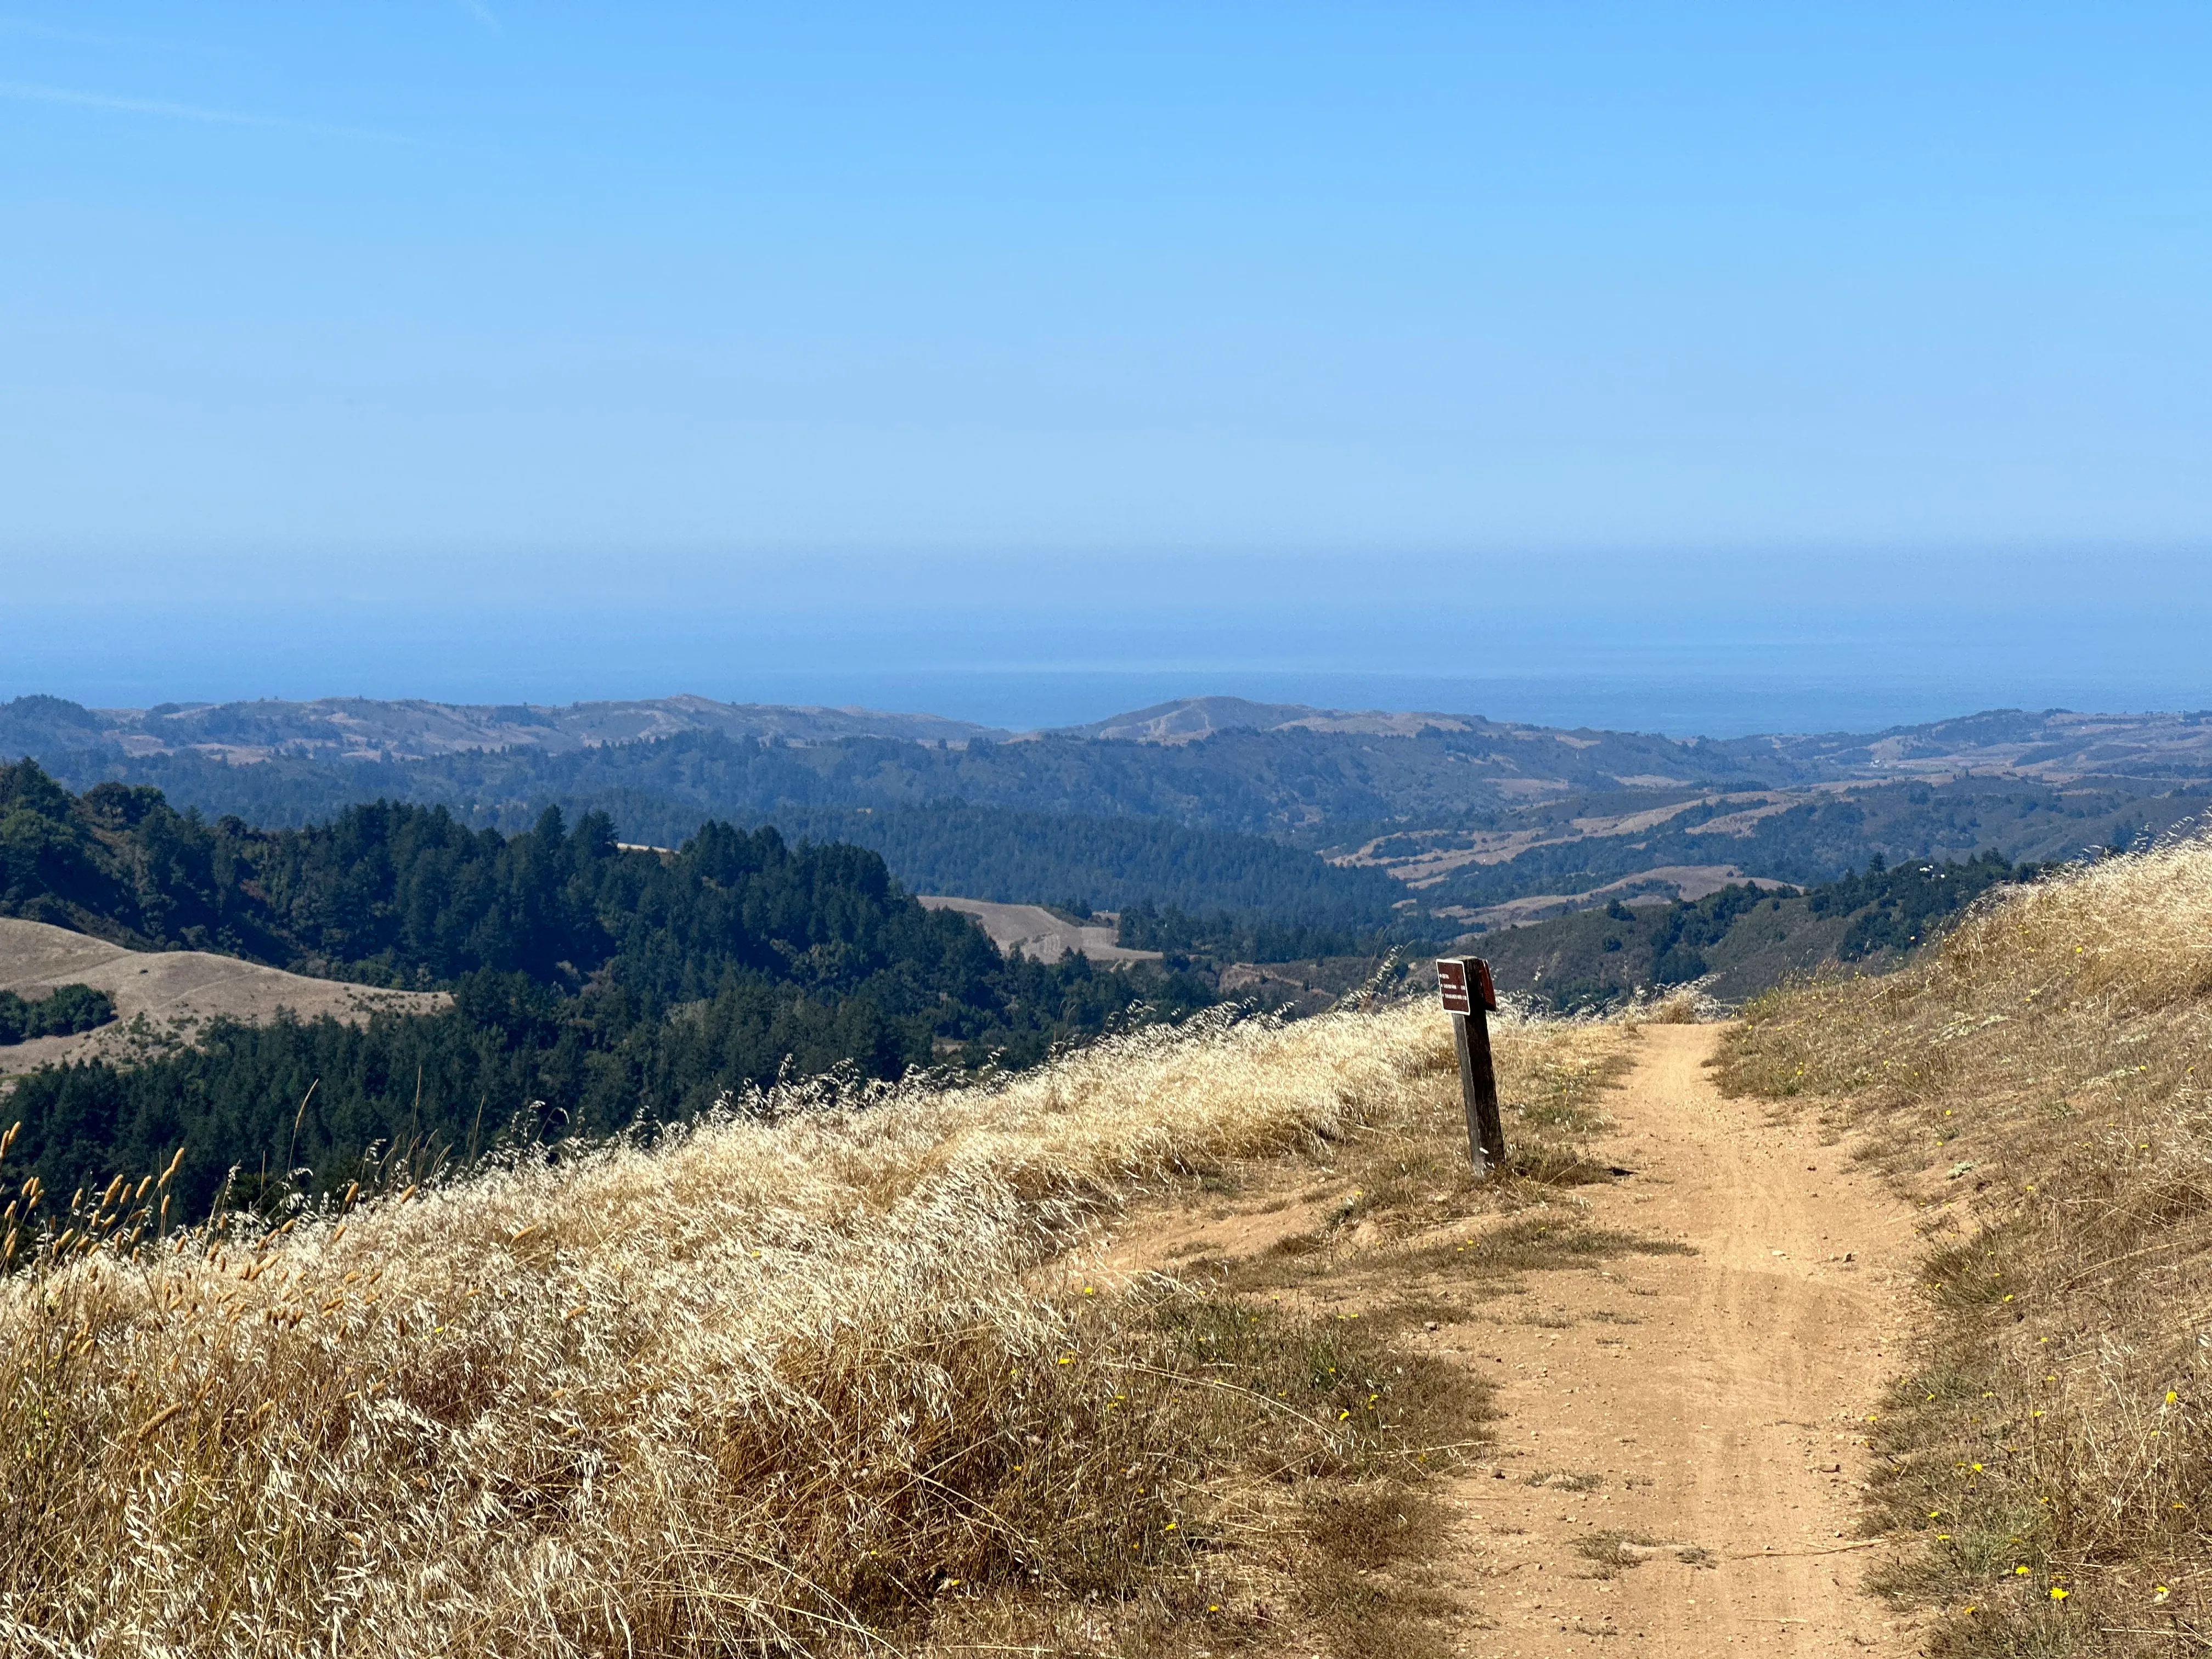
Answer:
[916,895,1163,963]
[0,916,445,1075]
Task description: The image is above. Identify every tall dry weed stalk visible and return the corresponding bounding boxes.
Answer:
[0,1000,1528,1657]
[1720,839,2212,1653]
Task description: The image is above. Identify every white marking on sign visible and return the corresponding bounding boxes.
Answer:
[1437,958,1473,1014]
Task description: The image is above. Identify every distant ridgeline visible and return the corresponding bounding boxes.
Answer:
[12,707,1773,833]
[0,761,1211,1217]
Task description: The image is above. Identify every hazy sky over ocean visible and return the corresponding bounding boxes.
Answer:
[3,3,2207,730]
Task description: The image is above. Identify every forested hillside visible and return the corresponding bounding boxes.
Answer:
[39,723,1747,833]
[1479,850,2042,1008]
[1410,778,2166,914]
[636,803,1408,938]
[0,763,1210,1216]
[33,735,1417,953]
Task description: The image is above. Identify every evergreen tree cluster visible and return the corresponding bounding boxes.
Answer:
[0,984,113,1046]
[32,740,1410,958]
[700,804,1406,940]
[1112,900,1384,964]
[1640,883,1777,984]
[1807,848,2035,959]
[0,763,1212,1216]
[1633,853,2035,987]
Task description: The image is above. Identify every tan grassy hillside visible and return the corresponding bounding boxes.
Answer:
[0,915,447,1077]
[1719,840,2212,1655]
[0,998,1627,1657]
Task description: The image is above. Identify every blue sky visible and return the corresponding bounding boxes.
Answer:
[3,3,2209,729]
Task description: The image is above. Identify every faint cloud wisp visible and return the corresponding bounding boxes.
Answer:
[0,78,406,143]
[0,14,188,52]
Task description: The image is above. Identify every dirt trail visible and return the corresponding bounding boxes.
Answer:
[1430,1023,1923,1655]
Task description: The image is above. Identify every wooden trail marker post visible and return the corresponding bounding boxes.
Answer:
[1437,956,1505,1177]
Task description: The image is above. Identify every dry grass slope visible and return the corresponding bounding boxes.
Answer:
[0,997,1631,1657]
[1720,839,2212,1656]
[0,916,447,1077]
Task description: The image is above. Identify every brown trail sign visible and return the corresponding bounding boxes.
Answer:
[1437,957,1505,1176]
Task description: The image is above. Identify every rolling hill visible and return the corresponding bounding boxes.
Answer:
[0,692,995,763]
[0,916,444,1078]
[1467,848,2043,1011]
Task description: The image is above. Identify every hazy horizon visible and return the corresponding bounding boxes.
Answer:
[5,5,2208,735]
[14,663,2210,745]
[9,539,2208,738]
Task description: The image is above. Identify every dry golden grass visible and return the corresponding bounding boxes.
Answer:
[1283,1000,1639,1244]
[0,1000,1628,1657]
[1644,989,1710,1025]
[1718,840,2212,1655]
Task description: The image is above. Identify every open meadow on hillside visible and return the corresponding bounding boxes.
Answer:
[0,916,445,1079]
